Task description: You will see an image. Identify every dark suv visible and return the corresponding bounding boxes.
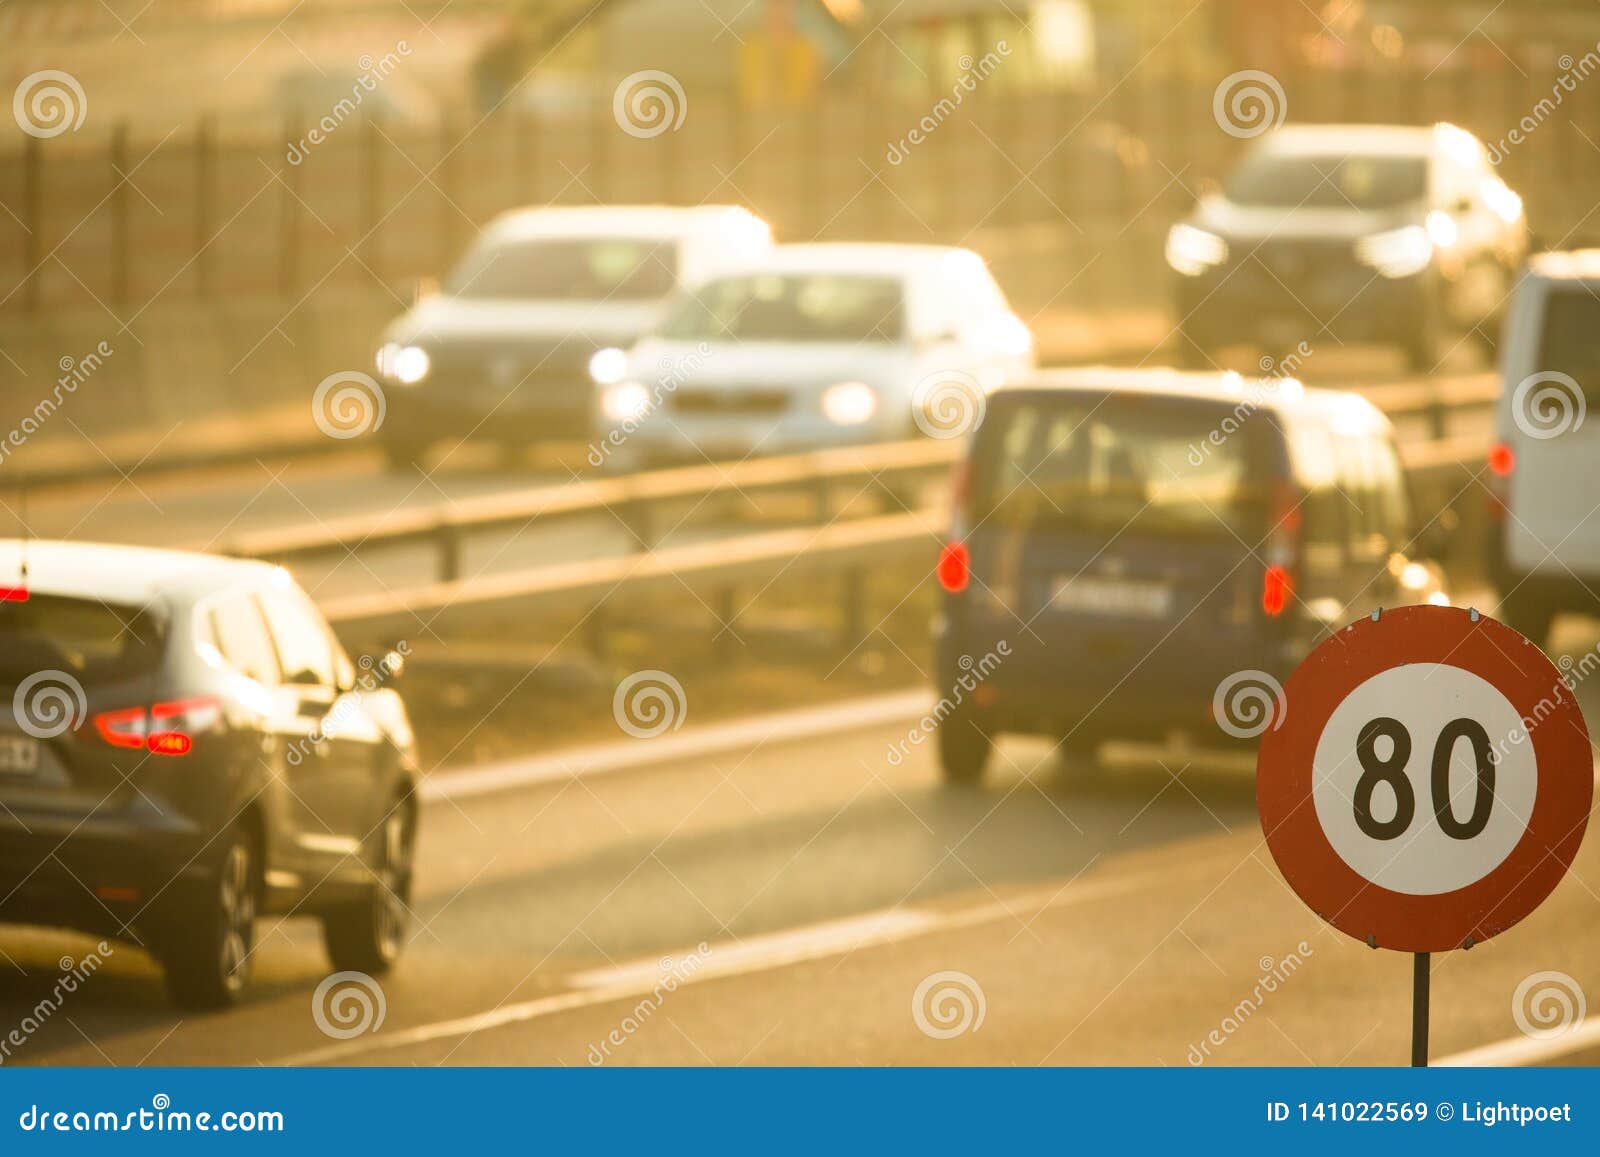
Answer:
[932,369,1446,784]
[0,541,418,1008]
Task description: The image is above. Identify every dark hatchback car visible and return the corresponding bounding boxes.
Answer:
[932,370,1446,784]
[0,542,418,1008]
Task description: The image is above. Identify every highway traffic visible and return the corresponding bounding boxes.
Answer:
[3,5,1600,1101]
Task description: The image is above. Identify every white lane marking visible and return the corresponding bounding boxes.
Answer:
[274,871,1160,1066]
[1438,1015,1600,1068]
[419,689,932,804]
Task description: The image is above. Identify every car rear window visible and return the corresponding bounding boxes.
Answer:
[444,237,679,301]
[1536,289,1600,403]
[973,396,1268,540]
[0,595,166,684]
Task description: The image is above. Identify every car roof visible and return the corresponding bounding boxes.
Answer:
[480,204,763,243]
[703,242,981,280]
[0,540,279,606]
[1254,123,1437,158]
[1528,249,1600,282]
[994,367,1391,430]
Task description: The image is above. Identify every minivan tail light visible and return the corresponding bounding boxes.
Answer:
[937,542,971,593]
[1486,441,1514,522]
[1262,481,1302,619]
[91,696,222,755]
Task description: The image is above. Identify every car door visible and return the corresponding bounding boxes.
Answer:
[256,587,368,860]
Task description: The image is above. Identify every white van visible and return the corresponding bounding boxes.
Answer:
[1488,250,1600,646]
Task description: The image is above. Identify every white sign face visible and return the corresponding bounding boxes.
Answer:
[1311,662,1538,896]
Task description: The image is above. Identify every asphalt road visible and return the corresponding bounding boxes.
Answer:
[3,609,1597,1068]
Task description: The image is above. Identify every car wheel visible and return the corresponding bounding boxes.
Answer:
[1402,296,1444,373]
[322,800,415,975]
[161,825,258,1010]
[938,716,993,787]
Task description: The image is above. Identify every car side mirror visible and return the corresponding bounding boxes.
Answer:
[410,275,439,305]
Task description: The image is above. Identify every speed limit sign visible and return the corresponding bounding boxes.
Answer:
[1258,604,1592,954]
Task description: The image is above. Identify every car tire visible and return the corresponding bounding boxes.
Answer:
[1402,296,1444,373]
[160,824,258,1011]
[938,716,993,787]
[322,800,415,975]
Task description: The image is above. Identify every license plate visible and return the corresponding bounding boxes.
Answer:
[1051,577,1173,619]
[0,734,41,776]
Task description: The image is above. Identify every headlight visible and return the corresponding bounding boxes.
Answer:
[1356,225,1433,278]
[821,381,878,426]
[588,347,629,385]
[601,381,652,422]
[380,344,431,384]
[1165,224,1229,276]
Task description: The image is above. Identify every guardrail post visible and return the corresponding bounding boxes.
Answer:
[839,565,866,651]
[715,586,738,661]
[438,524,463,583]
[623,499,656,552]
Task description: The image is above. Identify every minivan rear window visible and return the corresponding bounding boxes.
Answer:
[0,595,166,684]
[1537,289,1600,403]
[974,397,1266,540]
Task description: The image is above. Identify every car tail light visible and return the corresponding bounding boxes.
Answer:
[937,542,971,593]
[1486,441,1514,522]
[91,696,222,755]
[0,586,28,603]
[1261,480,1302,618]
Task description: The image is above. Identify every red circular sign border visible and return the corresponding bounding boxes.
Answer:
[1257,604,1592,953]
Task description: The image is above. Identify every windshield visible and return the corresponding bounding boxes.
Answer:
[0,595,167,685]
[444,237,679,301]
[975,397,1266,540]
[1224,151,1428,210]
[661,273,905,343]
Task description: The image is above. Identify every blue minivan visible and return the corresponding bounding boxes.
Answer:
[931,369,1447,784]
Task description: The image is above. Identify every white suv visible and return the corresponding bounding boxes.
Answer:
[1487,250,1600,646]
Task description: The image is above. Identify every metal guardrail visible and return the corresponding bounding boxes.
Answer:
[324,436,1490,650]
[234,374,1500,584]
